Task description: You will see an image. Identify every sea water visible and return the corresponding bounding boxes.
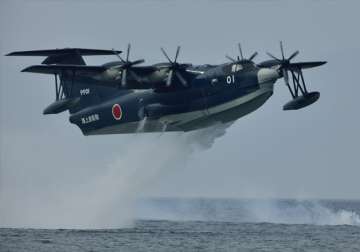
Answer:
[1,198,360,252]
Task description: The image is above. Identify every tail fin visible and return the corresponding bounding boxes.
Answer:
[40,73,126,115]
[61,74,125,114]
[7,48,125,114]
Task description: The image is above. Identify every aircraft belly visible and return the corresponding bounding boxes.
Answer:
[207,83,273,116]
[85,119,181,135]
[169,82,274,131]
[86,82,274,135]
[180,90,273,131]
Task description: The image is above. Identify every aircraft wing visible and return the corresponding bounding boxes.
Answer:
[287,61,327,70]
[21,64,107,75]
[21,64,159,89]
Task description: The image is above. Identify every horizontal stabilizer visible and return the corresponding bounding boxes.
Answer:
[6,48,121,56]
[21,64,107,75]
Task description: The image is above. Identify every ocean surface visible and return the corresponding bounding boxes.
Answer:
[1,199,360,252]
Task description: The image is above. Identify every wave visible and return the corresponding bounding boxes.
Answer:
[136,198,360,226]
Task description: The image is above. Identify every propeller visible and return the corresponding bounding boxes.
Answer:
[159,46,189,87]
[266,41,299,66]
[226,43,258,63]
[113,44,145,86]
[266,41,299,88]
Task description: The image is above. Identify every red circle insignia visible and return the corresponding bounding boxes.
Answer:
[112,104,122,120]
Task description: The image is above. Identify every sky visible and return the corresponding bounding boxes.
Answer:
[0,0,359,228]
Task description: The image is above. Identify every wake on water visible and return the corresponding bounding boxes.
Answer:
[248,199,360,226]
[137,198,360,226]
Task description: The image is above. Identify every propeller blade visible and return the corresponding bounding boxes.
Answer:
[175,71,188,86]
[266,52,281,61]
[130,59,145,66]
[166,70,173,87]
[267,43,298,65]
[288,50,299,61]
[282,68,289,86]
[174,46,180,63]
[161,47,172,63]
[121,69,127,86]
[129,70,142,82]
[238,43,244,60]
[112,48,125,63]
[226,55,236,62]
[126,43,131,62]
[249,51,258,61]
[280,41,285,60]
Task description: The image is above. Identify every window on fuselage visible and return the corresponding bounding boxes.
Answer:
[231,63,243,73]
[231,61,256,72]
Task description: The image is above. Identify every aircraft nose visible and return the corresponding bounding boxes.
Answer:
[257,68,279,84]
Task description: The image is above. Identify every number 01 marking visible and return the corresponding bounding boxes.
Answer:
[226,75,235,84]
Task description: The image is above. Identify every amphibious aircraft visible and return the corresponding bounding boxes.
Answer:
[6,42,326,135]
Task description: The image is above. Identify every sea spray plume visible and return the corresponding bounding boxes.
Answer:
[184,122,233,150]
[244,199,360,226]
[136,117,148,132]
[58,134,190,228]
[0,122,232,229]
[58,122,234,228]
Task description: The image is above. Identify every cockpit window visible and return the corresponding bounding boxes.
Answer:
[231,63,243,72]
